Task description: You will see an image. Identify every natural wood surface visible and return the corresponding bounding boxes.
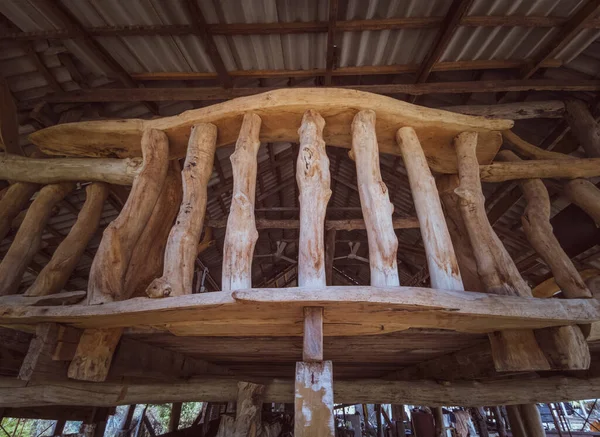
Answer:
[29,89,509,174]
[18,323,69,381]
[563,178,600,225]
[207,216,420,230]
[25,183,108,297]
[67,328,123,382]
[488,330,550,371]
[88,128,169,304]
[397,126,462,290]
[454,132,531,297]
[0,183,74,296]
[565,99,600,157]
[518,404,545,437]
[446,101,565,119]
[0,154,142,185]
[124,161,183,297]
[295,361,335,437]
[0,182,38,242]
[506,406,527,437]
[222,113,261,291]
[479,158,600,182]
[146,123,216,298]
[533,268,600,298]
[351,110,399,286]
[534,325,590,370]
[0,290,86,307]
[0,287,597,335]
[502,130,572,161]
[498,150,592,299]
[3,373,600,407]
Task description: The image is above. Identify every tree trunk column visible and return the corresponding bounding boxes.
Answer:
[295,110,334,437]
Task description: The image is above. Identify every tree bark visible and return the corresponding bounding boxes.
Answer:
[222,113,261,291]
[0,154,142,185]
[146,123,216,297]
[397,126,463,291]
[89,128,169,304]
[564,99,600,158]
[351,110,399,286]
[0,182,38,242]
[0,183,74,296]
[25,183,108,297]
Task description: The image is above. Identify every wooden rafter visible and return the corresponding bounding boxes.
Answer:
[183,0,232,89]
[2,16,600,41]
[324,0,339,85]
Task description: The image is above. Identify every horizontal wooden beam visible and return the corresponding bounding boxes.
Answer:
[1,16,599,41]
[0,287,597,337]
[206,217,420,230]
[445,100,565,119]
[1,405,98,421]
[32,80,600,105]
[0,154,141,185]
[2,373,600,407]
[480,158,600,182]
[128,59,563,81]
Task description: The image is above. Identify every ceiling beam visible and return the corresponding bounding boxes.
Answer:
[414,0,475,84]
[2,17,600,41]
[520,0,600,79]
[183,0,232,89]
[25,79,600,105]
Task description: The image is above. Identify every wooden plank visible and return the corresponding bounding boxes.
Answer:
[207,217,420,230]
[29,88,510,174]
[4,373,600,407]
[415,0,475,83]
[295,361,335,437]
[303,307,324,362]
[19,323,69,381]
[1,406,95,421]
[446,101,565,119]
[0,291,86,307]
[67,328,123,382]
[0,287,598,335]
[0,154,142,185]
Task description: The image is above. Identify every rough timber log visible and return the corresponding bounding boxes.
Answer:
[445,101,565,119]
[146,123,216,298]
[397,126,462,290]
[28,89,510,174]
[89,129,169,304]
[24,183,108,297]
[67,328,123,382]
[351,110,399,286]
[564,99,600,157]
[221,113,261,291]
[0,154,142,185]
[479,158,600,182]
[0,183,74,296]
[453,132,586,372]
[296,109,334,437]
[3,374,600,408]
[207,216,420,230]
[497,150,592,300]
[124,161,182,297]
[0,182,38,242]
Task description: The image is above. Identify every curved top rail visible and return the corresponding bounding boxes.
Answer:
[30,88,512,173]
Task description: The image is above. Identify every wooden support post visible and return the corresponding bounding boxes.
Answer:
[325,229,336,286]
[351,110,399,286]
[124,161,183,297]
[0,182,38,242]
[433,407,444,437]
[519,404,545,437]
[493,406,507,437]
[25,183,109,297]
[19,323,69,381]
[397,126,463,290]
[470,407,489,437]
[168,403,182,433]
[0,182,74,296]
[147,123,216,297]
[67,328,123,382]
[89,128,169,304]
[222,113,261,291]
[564,99,600,157]
[295,109,334,437]
[392,405,406,437]
[506,406,526,437]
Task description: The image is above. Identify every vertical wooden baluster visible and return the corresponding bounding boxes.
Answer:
[146,123,217,297]
[295,109,334,437]
[351,110,399,286]
[222,113,261,291]
[0,182,74,296]
[396,126,463,290]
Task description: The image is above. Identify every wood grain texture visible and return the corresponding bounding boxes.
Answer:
[397,126,463,290]
[479,158,600,182]
[19,323,69,381]
[446,101,565,119]
[67,328,123,382]
[564,99,600,158]
[295,361,334,437]
[222,113,261,291]
[488,330,550,371]
[28,89,510,174]
[563,178,600,225]
[88,129,169,304]
[303,307,324,362]
[146,123,216,298]
[351,110,399,286]
[0,154,142,185]
[124,161,182,298]
[25,183,108,297]
[0,183,74,296]
[0,182,38,242]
